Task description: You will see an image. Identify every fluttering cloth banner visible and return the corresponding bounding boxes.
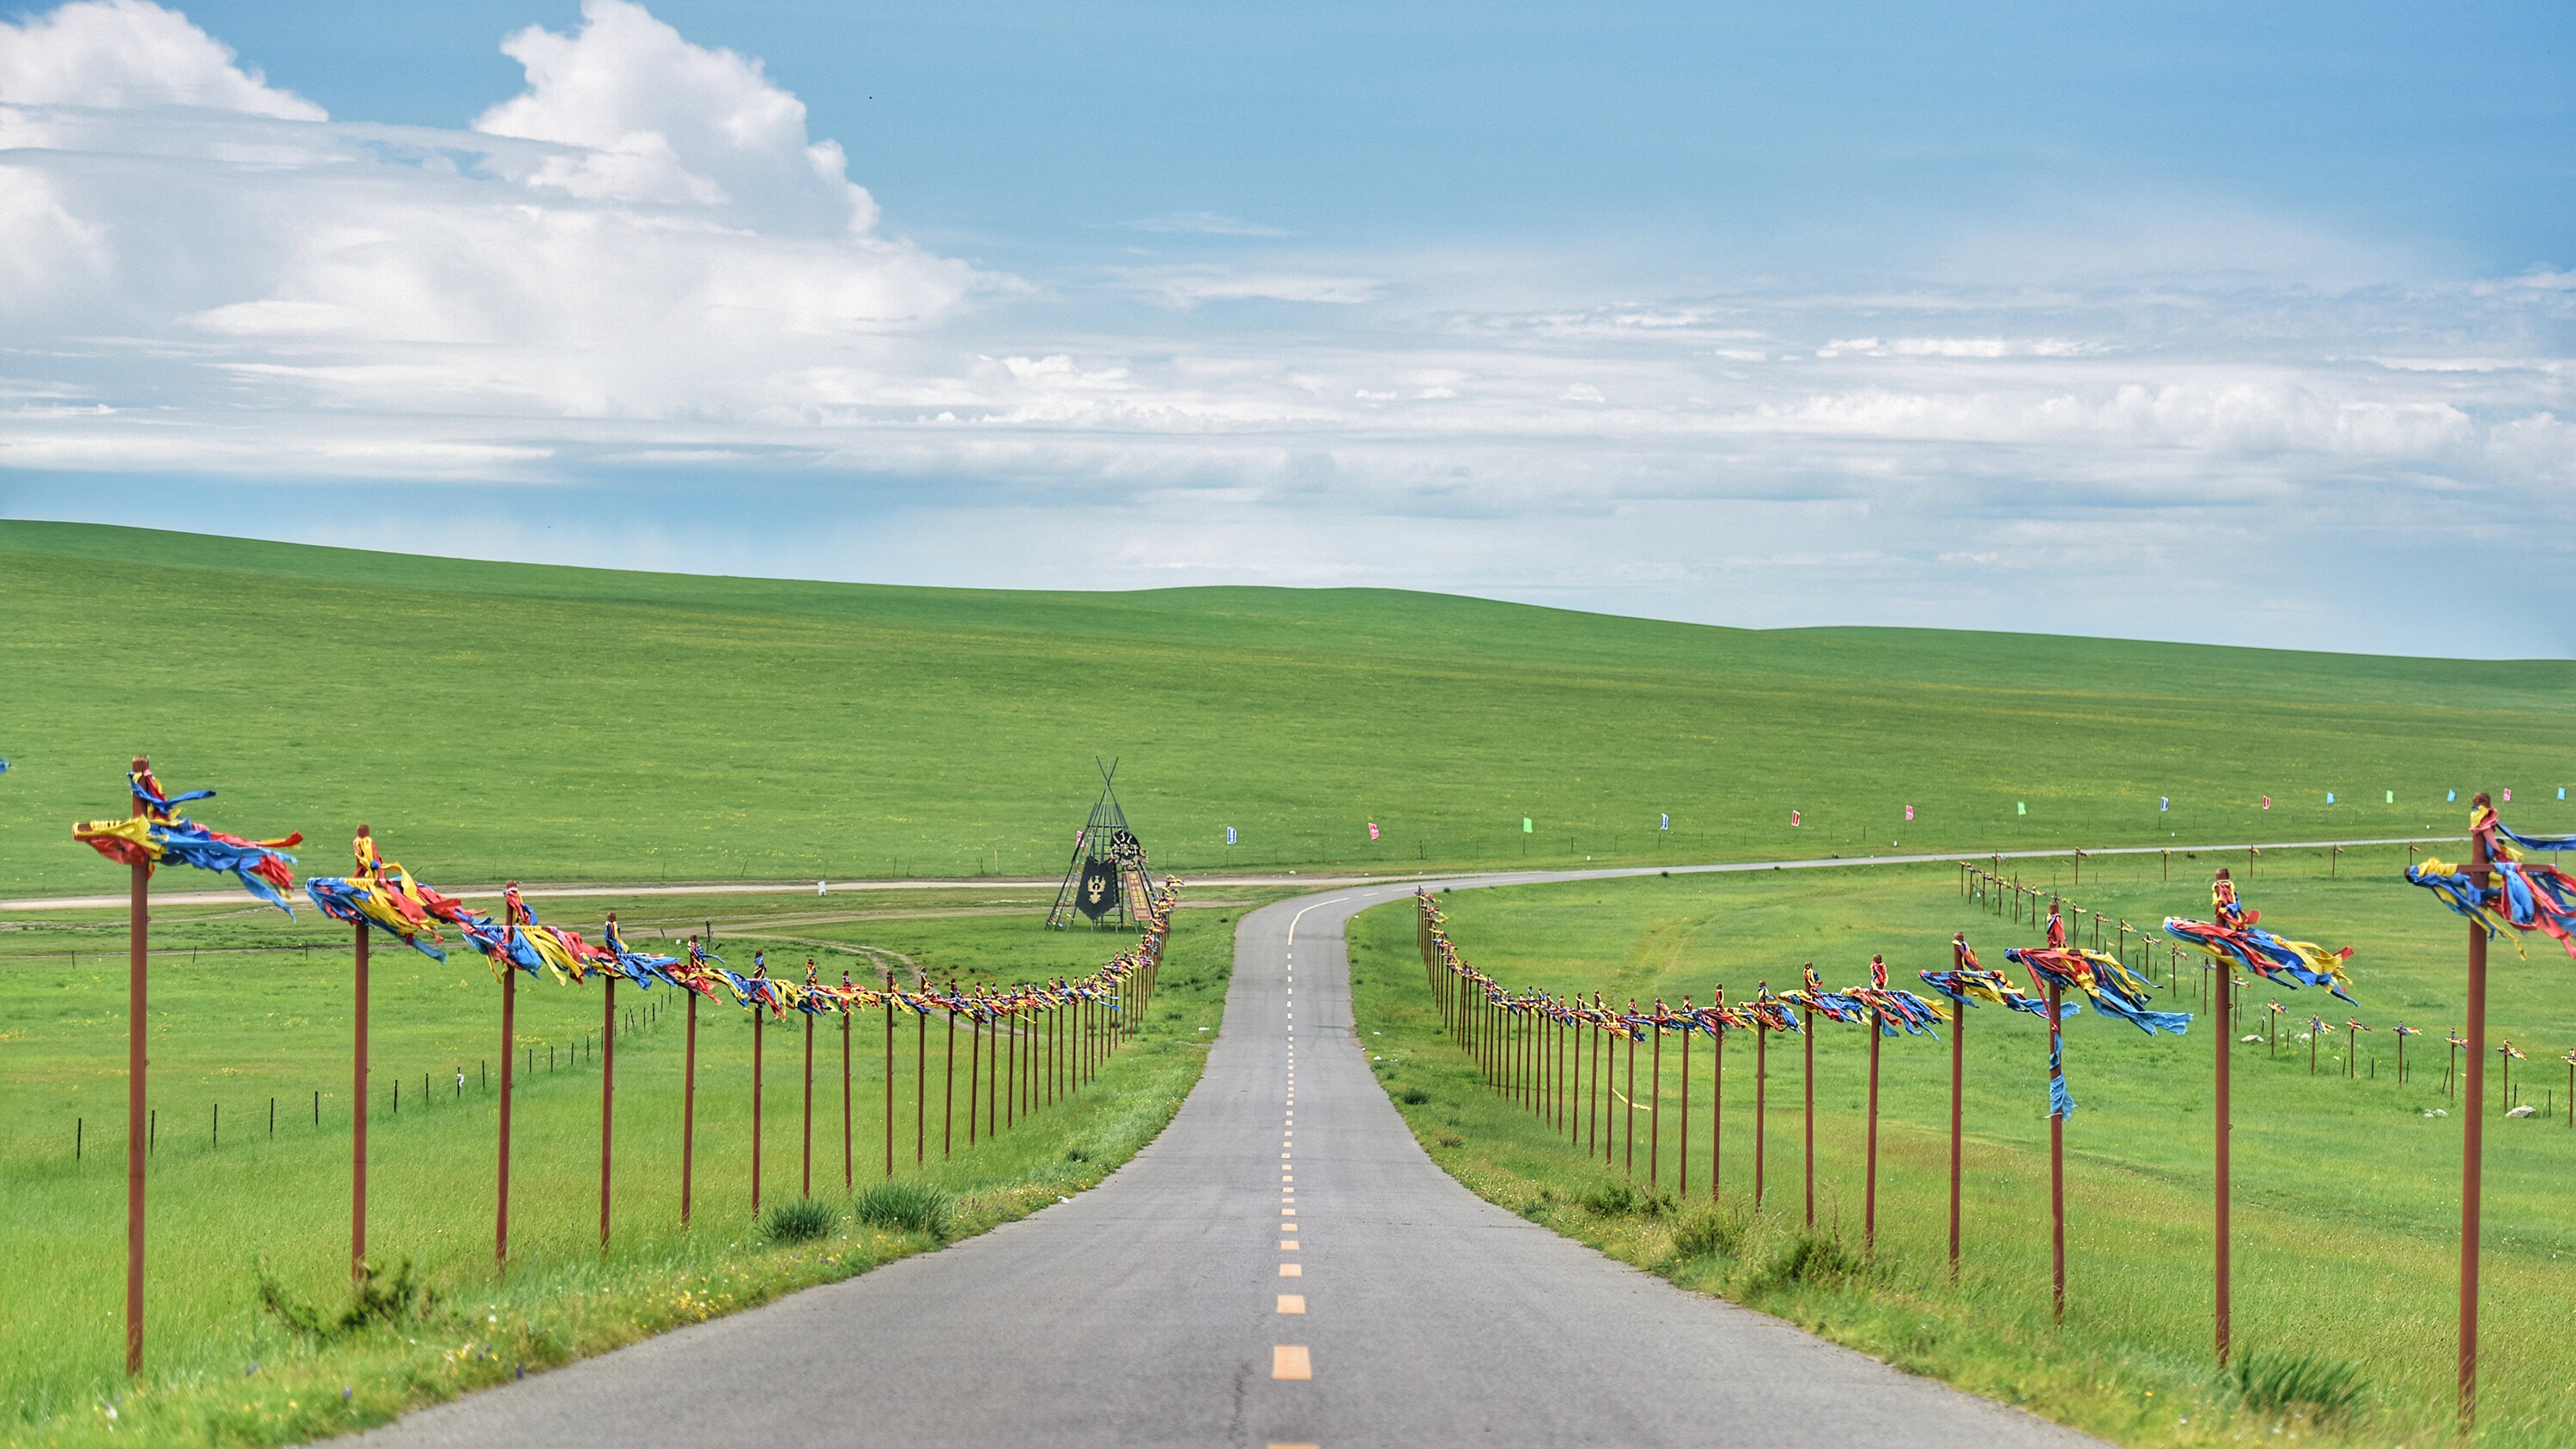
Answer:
[73,767,301,914]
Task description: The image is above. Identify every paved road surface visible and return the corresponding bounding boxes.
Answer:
[356,871,2103,1449]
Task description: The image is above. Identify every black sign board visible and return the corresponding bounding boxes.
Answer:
[1077,858,1119,919]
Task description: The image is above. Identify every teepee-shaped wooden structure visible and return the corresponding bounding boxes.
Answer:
[1047,759,1150,929]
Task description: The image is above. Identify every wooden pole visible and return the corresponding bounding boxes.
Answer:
[682,991,696,1227]
[601,974,615,1251]
[1625,1024,1637,1178]
[1649,1022,1662,1191]
[917,1009,927,1164]
[2215,966,2231,1366]
[1679,1023,1691,1198]
[842,1007,853,1190]
[1755,1022,1767,1207]
[802,1012,814,1198]
[969,1007,981,1146]
[2048,978,2066,1325]
[752,1007,763,1218]
[1803,1003,1816,1228]
[1864,1009,1881,1255]
[1712,1010,1724,1203]
[125,757,149,1374]
[496,888,517,1270]
[352,826,370,1285]
[884,980,895,1179]
[1948,998,1963,1280]
[2461,805,2492,1432]
[944,1005,957,1158]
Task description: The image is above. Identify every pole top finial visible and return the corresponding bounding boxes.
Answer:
[356,823,370,837]
[131,755,149,770]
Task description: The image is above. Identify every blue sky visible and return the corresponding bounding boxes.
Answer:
[2,0,2569,654]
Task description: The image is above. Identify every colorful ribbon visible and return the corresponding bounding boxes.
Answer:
[71,767,301,914]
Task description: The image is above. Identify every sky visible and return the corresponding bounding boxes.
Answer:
[1,0,2569,656]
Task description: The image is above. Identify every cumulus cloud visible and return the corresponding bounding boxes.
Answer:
[0,0,322,117]
[0,0,982,422]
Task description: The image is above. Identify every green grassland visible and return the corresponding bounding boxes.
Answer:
[3,519,2572,900]
[1349,847,2576,1447]
[0,889,1270,1448]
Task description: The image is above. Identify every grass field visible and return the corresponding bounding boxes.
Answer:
[1349,846,2576,1447]
[3,520,2572,900]
[0,888,1270,1448]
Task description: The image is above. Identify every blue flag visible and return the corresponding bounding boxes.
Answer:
[1225,826,1236,845]
[1659,813,1668,830]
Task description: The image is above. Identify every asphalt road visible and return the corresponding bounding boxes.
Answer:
[354,870,2104,1449]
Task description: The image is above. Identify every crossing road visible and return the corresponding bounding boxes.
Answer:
[355,870,2103,1448]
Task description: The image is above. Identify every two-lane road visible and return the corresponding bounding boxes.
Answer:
[358,872,2100,1448]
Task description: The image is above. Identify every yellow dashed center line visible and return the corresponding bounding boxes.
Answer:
[1272,1345,1312,1380]
[1279,1263,1301,1276]
[1277,1294,1305,1313]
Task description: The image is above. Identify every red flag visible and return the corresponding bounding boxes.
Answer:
[1367,822,1381,840]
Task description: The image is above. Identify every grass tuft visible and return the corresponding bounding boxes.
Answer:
[1745,1229,1860,1293]
[762,1197,836,1243]
[852,1179,953,1239]
[1669,1199,1755,1261]
[2231,1348,2367,1421]
[1399,1088,1431,1104]
[257,1258,435,1342]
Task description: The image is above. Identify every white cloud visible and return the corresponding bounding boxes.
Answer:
[1117,211,1291,237]
[0,0,984,421]
[0,0,322,118]
[1114,264,1382,307]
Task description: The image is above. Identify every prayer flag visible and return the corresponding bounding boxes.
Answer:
[2261,796,2271,809]
[2387,791,2394,803]
[1226,826,1237,845]
[2016,801,2026,816]
[2160,796,2168,811]
[1659,813,1668,831]
[2449,790,2457,802]
[2326,792,2335,804]
[1904,803,1915,822]
[1367,822,1381,840]
[2504,788,2512,803]
[1790,809,1802,827]
[1522,817,1533,834]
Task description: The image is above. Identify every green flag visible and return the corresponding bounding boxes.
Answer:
[2016,801,2026,815]
[1522,817,1533,833]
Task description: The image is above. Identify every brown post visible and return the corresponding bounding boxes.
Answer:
[802,1011,814,1198]
[2215,964,2231,1366]
[1754,1022,1767,1207]
[125,757,149,1374]
[944,1004,957,1158]
[917,1008,927,1164]
[496,890,517,1270]
[598,972,616,1250]
[842,1007,853,1190]
[1625,1025,1637,1177]
[1589,1021,1601,1159]
[969,1007,981,1146]
[682,991,697,1227]
[2048,978,2066,1325]
[1679,1024,1691,1197]
[2461,802,2492,1432]
[1864,1009,1881,1255]
[352,826,371,1285]
[884,978,896,1179]
[752,1006,763,1218]
[1948,999,1964,1279]
[1712,1003,1724,1203]
[1803,1003,1816,1229]
[1649,1023,1662,1190]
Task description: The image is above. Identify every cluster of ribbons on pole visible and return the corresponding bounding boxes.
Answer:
[70,763,302,1376]
[2398,797,2576,1433]
[1415,888,2190,1325]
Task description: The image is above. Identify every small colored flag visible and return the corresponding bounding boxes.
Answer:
[1790,809,1802,827]
[2261,796,2271,809]
[2160,796,2168,812]
[2387,791,2394,803]
[2503,788,2512,803]
[1522,816,1533,834]
[1367,822,1381,840]
[1659,813,1669,831]
[2448,790,2457,802]
[2561,787,2567,801]
[2326,792,2335,804]
[2016,801,2026,816]
[1904,804,1914,822]
[1225,826,1236,846]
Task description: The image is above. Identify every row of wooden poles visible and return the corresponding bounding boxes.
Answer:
[104,782,1165,1376]
[1426,821,2512,1434]
[1413,900,1962,1269]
